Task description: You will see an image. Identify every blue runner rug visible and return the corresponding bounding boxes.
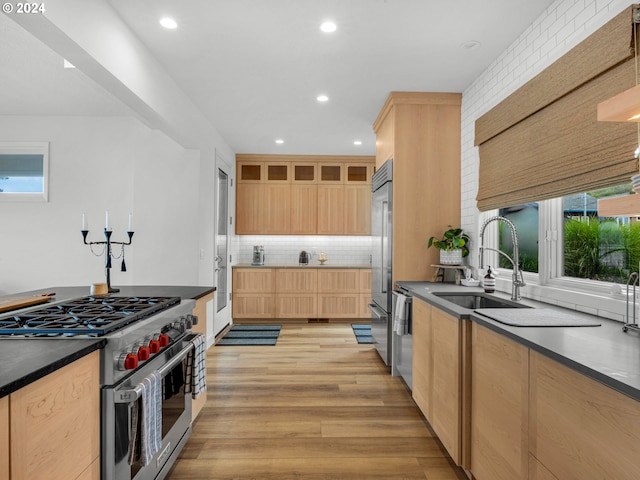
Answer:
[351,324,372,344]
[218,325,281,346]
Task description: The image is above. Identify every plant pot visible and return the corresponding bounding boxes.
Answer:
[440,249,463,265]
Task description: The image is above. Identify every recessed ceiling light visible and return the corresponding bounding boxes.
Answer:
[275,139,284,144]
[63,59,75,69]
[353,140,362,146]
[320,21,337,33]
[461,40,481,50]
[317,94,329,102]
[160,17,178,29]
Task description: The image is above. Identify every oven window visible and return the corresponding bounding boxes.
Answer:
[116,360,190,479]
[162,363,188,437]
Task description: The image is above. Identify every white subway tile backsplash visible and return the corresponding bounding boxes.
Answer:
[234,236,372,266]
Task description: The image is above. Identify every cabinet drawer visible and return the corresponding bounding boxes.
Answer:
[276,294,317,318]
[233,268,275,293]
[232,294,275,318]
[318,294,360,318]
[317,269,359,293]
[276,268,317,293]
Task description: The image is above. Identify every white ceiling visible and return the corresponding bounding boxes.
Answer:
[1,0,557,155]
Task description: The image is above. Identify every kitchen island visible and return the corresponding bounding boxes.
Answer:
[0,285,215,397]
[0,285,215,480]
[399,281,640,480]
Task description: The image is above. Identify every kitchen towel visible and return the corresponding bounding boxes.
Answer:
[393,294,408,335]
[191,333,207,399]
[141,371,162,466]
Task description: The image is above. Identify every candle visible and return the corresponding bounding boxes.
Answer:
[105,211,110,231]
[128,213,133,232]
[82,212,86,231]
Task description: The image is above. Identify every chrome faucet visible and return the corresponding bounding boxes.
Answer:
[479,215,526,301]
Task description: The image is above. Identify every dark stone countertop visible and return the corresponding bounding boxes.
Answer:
[0,285,216,398]
[397,281,640,402]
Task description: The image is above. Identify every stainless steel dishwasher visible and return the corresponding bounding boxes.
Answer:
[391,286,412,389]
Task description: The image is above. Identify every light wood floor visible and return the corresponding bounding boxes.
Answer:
[168,323,467,480]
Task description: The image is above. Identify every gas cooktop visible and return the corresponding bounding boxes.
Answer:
[0,295,181,337]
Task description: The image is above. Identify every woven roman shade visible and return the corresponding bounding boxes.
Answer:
[475,6,639,211]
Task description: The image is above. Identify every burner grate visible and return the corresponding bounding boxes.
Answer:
[0,295,181,336]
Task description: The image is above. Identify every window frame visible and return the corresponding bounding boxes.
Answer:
[0,142,49,202]
[482,196,630,321]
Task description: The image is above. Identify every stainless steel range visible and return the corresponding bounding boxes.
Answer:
[0,295,203,480]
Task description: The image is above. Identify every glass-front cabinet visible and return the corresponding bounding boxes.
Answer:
[236,155,374,235]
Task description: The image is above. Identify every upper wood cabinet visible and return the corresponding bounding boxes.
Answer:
[236,154,374,235]
[373,92,461,282]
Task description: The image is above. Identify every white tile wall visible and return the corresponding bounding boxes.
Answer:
[234,235,372,266]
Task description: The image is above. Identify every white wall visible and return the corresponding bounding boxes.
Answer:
[0,115,201,294]
[461,0,634,273]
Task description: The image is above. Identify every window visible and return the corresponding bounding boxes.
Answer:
[0,142,49,202]
[562,184,637,285]
[489,181,638,308]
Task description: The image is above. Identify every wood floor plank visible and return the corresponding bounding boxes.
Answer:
[167,323,466,480]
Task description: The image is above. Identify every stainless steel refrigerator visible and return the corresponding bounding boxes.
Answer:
[369,159,393,366]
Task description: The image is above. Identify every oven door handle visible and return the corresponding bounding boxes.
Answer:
[113,340,195,404]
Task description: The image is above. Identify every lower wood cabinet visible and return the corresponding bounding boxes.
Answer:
[412,299,470,468]
[192,291,214,420]
[232,268,275,318]
[412,298,433,418]
[276,269,317,318]
[471,323,529,480]
[529,351,640,480]
[10,351,100,480]
[232,267,371,320]
[0,396,8,480]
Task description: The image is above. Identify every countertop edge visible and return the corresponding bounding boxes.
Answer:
[469,313,640,401]
[0,339,106,398]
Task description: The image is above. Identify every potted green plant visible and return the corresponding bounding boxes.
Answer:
[427,226,470,265]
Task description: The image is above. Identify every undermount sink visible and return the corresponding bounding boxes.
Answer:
[431,292,531,310]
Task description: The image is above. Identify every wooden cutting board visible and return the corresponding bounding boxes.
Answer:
[0,293,55,314]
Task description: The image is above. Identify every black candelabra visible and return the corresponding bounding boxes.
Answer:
[81,227,134,293]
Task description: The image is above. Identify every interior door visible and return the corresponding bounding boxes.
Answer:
[214,154,231,337]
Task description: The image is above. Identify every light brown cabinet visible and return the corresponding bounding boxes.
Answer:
[276,269,318,318]
[411,298,470,468]
[470,323,529,480]
[412,298,433,418]
[232,268,276,318]
[232,267,371,320]
[359,269,372,317]
[192,291,214,420]
[10,351,100,480]
[236,155,374,235]
[0,396,8,480]
[318,269,361,318]
[373,92,461,282]
[529,351,640,480]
